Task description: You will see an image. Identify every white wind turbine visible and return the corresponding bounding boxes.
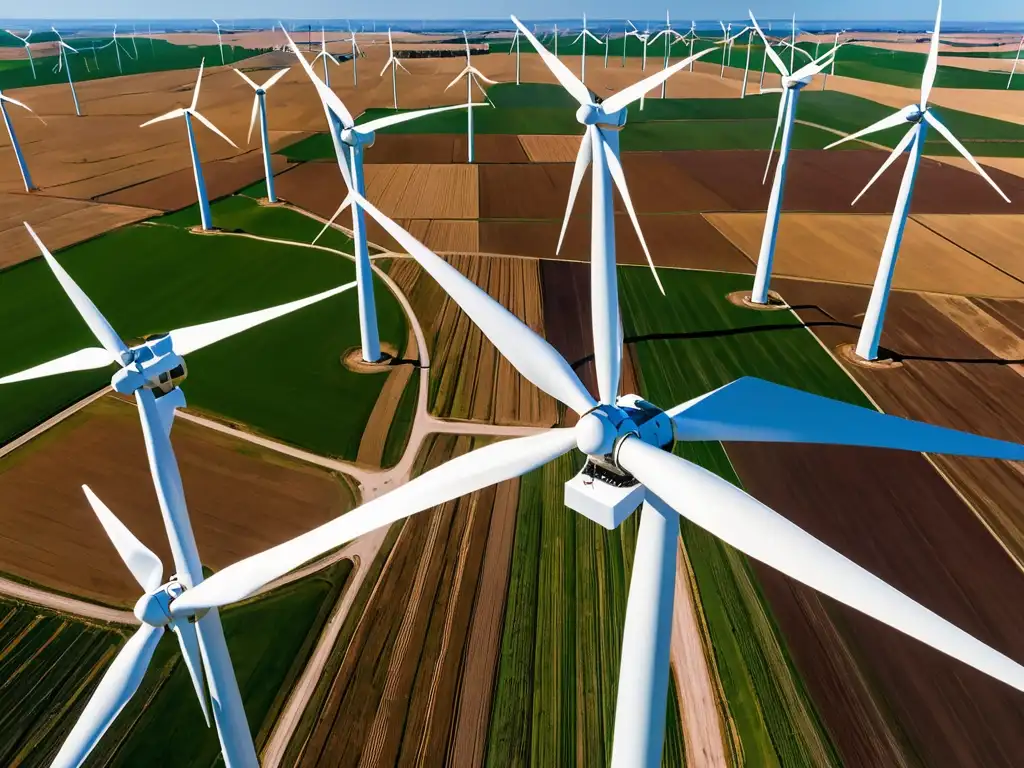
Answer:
[0,90,43,192]
[280,26,472,363]
[4,29,35,79]
[509,27,522,84]
[741,27,755,97]
[628,20,652,71]
[821,30,844,89]
[51,28,81,116]
[212,19,226,64]
[380,28,409,109]
[312,27,340,86]
[604,31,610,68]
[346,25,361,87]
[131,23,139,59]
[651,11,682,98]
[747,13,838,306]
[553,23,559,58]
[571,13,604,85]
[174,154,1024,768]
[140,60,237,231]
[718,21,732,77]
[824,0,1010,362]
[1008,35,1024,89]
[111,24,136,74]
[622,21,632,67]
[234,66,290,203]
[446,31,496,163]
[1,224,358,768]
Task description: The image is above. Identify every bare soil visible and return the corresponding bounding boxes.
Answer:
[913,214,1024,283]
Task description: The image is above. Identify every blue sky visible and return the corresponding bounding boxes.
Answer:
[5,1,1018,22]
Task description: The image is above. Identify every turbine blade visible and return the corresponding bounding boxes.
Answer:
[140,107,186,127]
[357,102,480,135]
[190,110,237,148]
[618,438,1024,697]
[395,59,410,74]
[468,66,499,85]
[0,347,115,384]
[572,31,585,44]
[247,96,259,145]
[280,26,354,127]
[379,56,393,78]
[173,429,579,613]
[601,45,714,114]
[850,124,919,206]
[585,29,603,44]
[556,128,592,255]
[169,282,356,357]
[190,58,205,111]
[924,112,1010,203]
[82,486,163,592]
[171,621,210,726]
[921,0,943,108]
[764,90,787,184]
[312,193,353,245]
[749,12,789,76]
[24,224,128,362]
[511,15,591,106]
[350,190,597,415]
[822,105,918,150]
[50,624,164,768]
[261,66,290,90]
[601,131,664,294]
[232,67,259,90]
[445,66,470,91]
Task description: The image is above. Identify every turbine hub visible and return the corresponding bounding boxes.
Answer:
[576,102,627,130]
[340,127,375,147]
[134,580,185,627]
[908,108,925,123]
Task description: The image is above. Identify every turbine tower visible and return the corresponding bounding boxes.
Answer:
[347,25,360,86]
[380,28,409,109]
[212,19,226,64]
[175,166,1024,768]
[0,90,42,191]
[140,60,237,231]
[741,27,755,97]
[4,29,35,79]
[509,27,522,84]
[1,224,357,768]
[571,13,604,85]
[312,27,339,86]
[825,0,1010,361]
[1009,34,1024,89]
[234,66,290,203]
[747,13,838,306]
[446,32,496,163]
[651,11,681,98]
[51,28,80,116]
[822,30,843,89]
[281,26,472,363]
[718,21,731,77]
[111,24,136,74]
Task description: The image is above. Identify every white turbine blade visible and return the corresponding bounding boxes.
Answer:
[173,429,579,613]
[395,59,410,74]
[261,66,290,90]
[556,128,592,255]
[0,346,115,385]
[247,95,259,145]
[601,45,715,114]
[190,59,205,111]
[232,67,259,90]
[924,112,1010,203]
[445,66,470,91]
[618,438,1024,696]
[822,104,918,150]
[668,376,1024,459]
[468,66,499,86]
[379,56,394,78]
[171,621,210,726]
[749,13,789,76]
[169,282,356,357]
[190,110,237,148]
[357,102,477,134]
[601,132,664,294]
[311,193,352,245]
[921,0,943,108]
[473,76,495,106]
[763,91,787,184]
[511,15,591,106]
[280,25,354,127]
[351,191,597,415]
[326,53,340,65]
[312,51,327,63]
[572,31,585,45]
[779,39,813,64]
[50,624,164,768]
[24,223,128,362]
[585,29,603,44]
[140,108,186,128]
[849,124,919,206]
[82,485,163,592]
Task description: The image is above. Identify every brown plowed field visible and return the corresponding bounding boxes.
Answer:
[0,193,158,266]
[930,155,1024,181]
[274,162,346,219]
[97,152,294,211]
[481,213,756,273]
[363,134,528,164]
[706,212,1024,297]
[913,214,1024,282]
[296,435,521,767]
[363,163,478,219]
[518,134,582,163]
[405,219,480,252]
[0,396,356,606]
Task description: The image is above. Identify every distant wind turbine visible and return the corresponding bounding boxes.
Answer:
[1008,35,1024,89]
[234,66,290,202]
[380,28,409,109]
[111,24,136,74]
[4,29,35,79]
[212,19,226,64]
[51,28,80,116]
[312,27,340,86]
[571,13,604,85]
[347,25,361,86]
[0,90,43,191]
[509,27,522,84]
[446,32,495,163]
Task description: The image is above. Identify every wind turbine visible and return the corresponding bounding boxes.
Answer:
[312,27,340,86]
[741,27,755,97]
[509,26,522,84]
[622,21,632,67]
[51,28,80,117]
[4,29,35,79]
[1008,35,1024,89]
[822,30,843,89]
[747,13,838,306]
[446,31,495,163]
[629,21,652,71]
[346,25,360,86]
[553,23,560,58]
[604,32,610,68]
[131,24,139,58]
[651,11,681,98]
[174,139,1024,768]
[111,24,136,74]
[571,13,604,85]
[824,1,1010,362]
[380,29,409,109]
[212,19,226,64]
[140,60,237,231]
[1,224,358,768]
[685,21,698,71]
[234,66,290,203]
[280,26,472,363]
[0,90,42,191]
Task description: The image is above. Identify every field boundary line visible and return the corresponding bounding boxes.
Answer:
[0,387,110,460]
[910,215,1024,289]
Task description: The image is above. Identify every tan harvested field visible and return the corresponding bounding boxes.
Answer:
[939,55,1018,73]
[0,396,356,606]
[518,134,581,163]
[913,214,1024,282]
[705,212,1024,297]
[0,193,158,266]
[920,293,1024,376]
[363,163,478,219]
[405,219,480,251]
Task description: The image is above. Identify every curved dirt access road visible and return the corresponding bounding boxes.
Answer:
[0,575,136,625]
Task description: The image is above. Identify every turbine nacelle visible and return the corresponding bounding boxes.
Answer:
[134,579,186,627]
[340,126,375,147]
[110,335,187,397]
[575,102,626,129]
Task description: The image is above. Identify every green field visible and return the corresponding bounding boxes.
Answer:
[0,600,128,767]
[0,38,266,90]
[0,203,406,459]
[619,117,859,151]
